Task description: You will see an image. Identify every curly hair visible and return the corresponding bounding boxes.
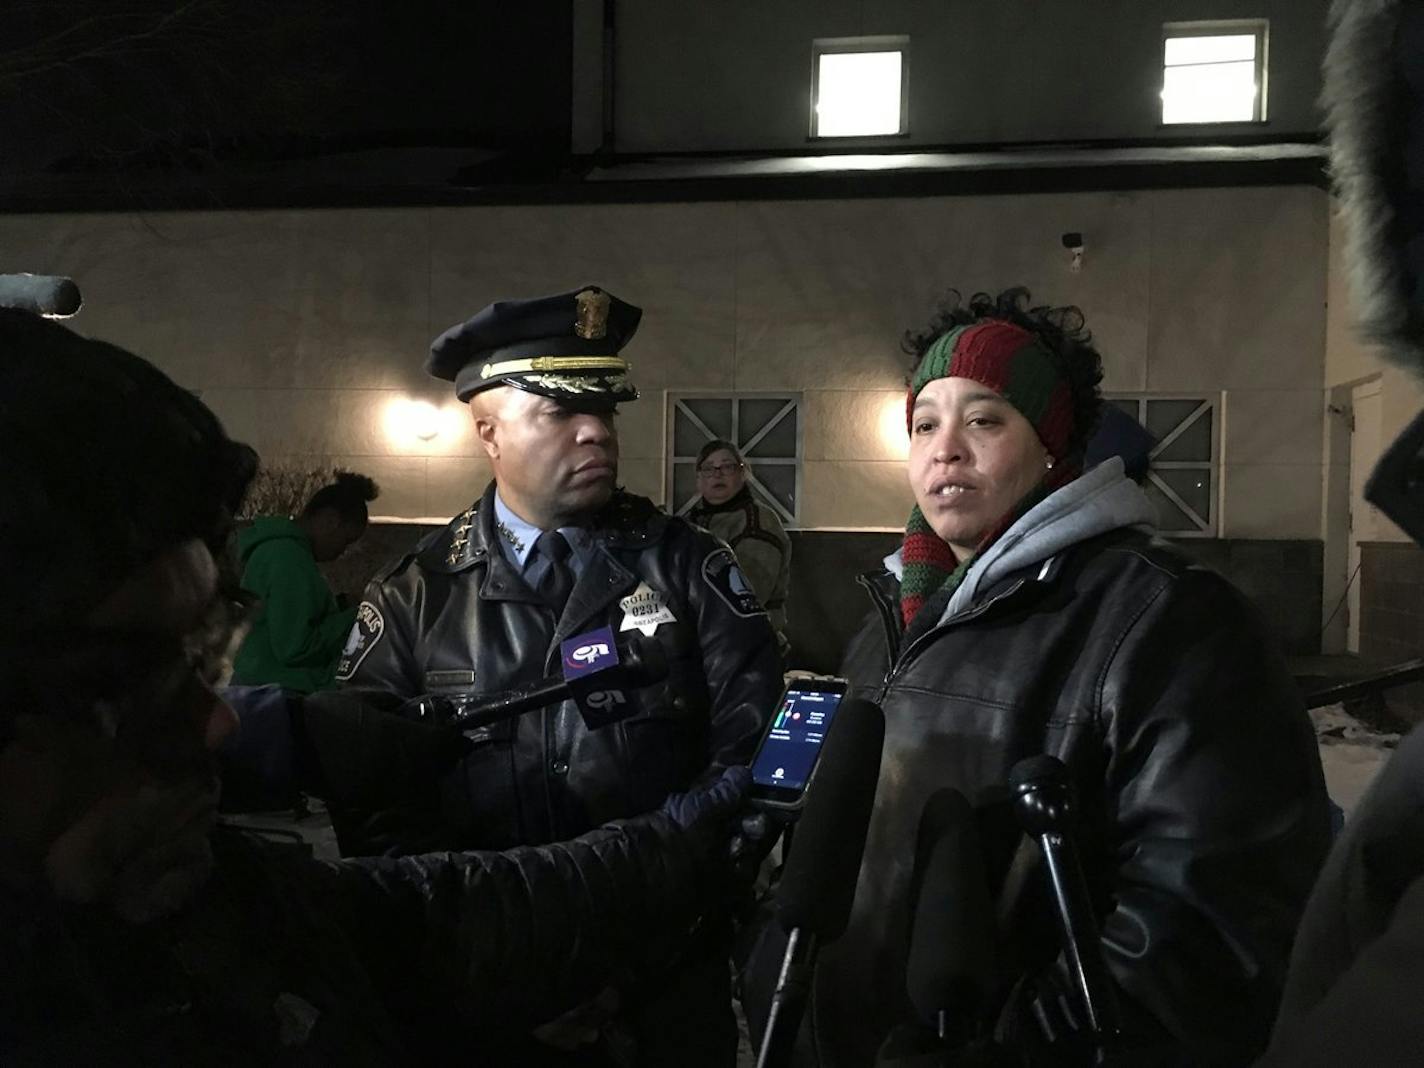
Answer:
[303,471,380,526]
[902,287,1105,458]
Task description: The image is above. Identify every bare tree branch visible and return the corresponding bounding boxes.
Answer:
[0,0,219,81]
[0,0,353,175]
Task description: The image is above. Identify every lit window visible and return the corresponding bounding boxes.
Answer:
[812,37,908,138]
[1161,21,1267,124]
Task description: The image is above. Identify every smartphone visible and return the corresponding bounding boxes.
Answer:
[747,676,849,811]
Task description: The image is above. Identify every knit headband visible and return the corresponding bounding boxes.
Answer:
[898,318,1078,633]
[906,319,1075,460]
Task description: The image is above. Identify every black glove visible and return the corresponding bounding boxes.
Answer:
[660,765,751,830]
[729,807,789,869]
[295,691,473,807]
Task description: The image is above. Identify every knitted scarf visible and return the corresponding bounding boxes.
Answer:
[899,464,1079,631]
[899,319,1078,629]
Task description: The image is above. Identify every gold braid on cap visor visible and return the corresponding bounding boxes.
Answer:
[479,355,630,379]
[522,372,634,394]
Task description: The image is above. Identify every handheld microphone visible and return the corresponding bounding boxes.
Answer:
[0,274,82,318]
[905,789,997,1047]
[446,628,668,731]
[757,696,886,1068]
[1008,755,1120,1059]
[557,624,666,727]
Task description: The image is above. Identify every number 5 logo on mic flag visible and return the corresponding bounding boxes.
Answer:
[562,625,619,678]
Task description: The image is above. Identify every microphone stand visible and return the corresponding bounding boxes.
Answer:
[753,697,886,1068]
[1009,756,1120,1067]
[756,928,818,1068]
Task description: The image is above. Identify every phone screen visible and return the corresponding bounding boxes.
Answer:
[749,684,846,805]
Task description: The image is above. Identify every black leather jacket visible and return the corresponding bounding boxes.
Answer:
[0,816,720,1065]
[336,484,781,854]
[816,528,1331,1067]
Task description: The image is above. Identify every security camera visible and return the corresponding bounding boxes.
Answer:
[1061,232,1084,273]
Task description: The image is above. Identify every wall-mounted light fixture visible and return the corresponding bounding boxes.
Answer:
[384,396,459,447]
[410,400,442,441]
[1062,232,1085,274]
[878,392,911,461]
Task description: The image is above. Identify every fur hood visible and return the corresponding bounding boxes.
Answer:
[1324,0,1424,371]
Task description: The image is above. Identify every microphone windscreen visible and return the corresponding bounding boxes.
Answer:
[1007,753,1069,795]
[906,788,996,1024]
[0,274,82,317]
[1008,754,1077,837]
[614,631,670,687]
[775,696,885,941]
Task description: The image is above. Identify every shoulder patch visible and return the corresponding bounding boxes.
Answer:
[334,601,385,681]
[701,547,768,619]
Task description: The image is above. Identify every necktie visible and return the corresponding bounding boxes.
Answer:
[535,530,575,614]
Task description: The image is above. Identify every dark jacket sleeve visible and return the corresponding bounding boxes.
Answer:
[1257,872,1424,1067]
[335,563,423,698]
[219,689,471,838]
[1260,725,1424,1066]
[1097,565,1332,1062]
[311,809,714,1031]
[677,528,783,775]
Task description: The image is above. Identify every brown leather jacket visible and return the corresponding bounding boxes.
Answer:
[818,528,1331,1067]
[335,484,781,854]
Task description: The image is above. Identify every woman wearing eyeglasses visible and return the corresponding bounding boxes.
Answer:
[688,440,792,657]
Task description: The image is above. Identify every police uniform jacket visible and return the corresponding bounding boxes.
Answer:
[336,483,781,853]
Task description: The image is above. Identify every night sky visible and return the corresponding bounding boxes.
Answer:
[0,0,572,177]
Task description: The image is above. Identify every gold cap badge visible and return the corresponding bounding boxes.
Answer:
[574,288,611,340]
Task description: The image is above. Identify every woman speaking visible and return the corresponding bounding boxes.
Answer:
[810,289,1331,1067]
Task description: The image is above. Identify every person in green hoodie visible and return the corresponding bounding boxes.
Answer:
[231,472,379,692]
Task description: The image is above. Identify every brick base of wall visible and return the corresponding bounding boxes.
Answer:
[1360,541,1424,724]
[1173,539,1323,658]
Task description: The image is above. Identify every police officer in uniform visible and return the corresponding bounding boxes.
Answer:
[336,285,782,1066]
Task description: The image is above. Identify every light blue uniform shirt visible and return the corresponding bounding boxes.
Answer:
[492,491,597,589]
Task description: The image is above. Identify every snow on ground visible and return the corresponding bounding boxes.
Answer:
[1312,703,1400,818]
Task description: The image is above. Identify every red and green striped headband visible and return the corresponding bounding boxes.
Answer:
[906,319,1075,460]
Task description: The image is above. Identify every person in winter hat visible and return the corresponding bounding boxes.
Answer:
[805,287,1330,1068]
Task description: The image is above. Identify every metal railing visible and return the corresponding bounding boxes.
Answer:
[1303,658,1424,710]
